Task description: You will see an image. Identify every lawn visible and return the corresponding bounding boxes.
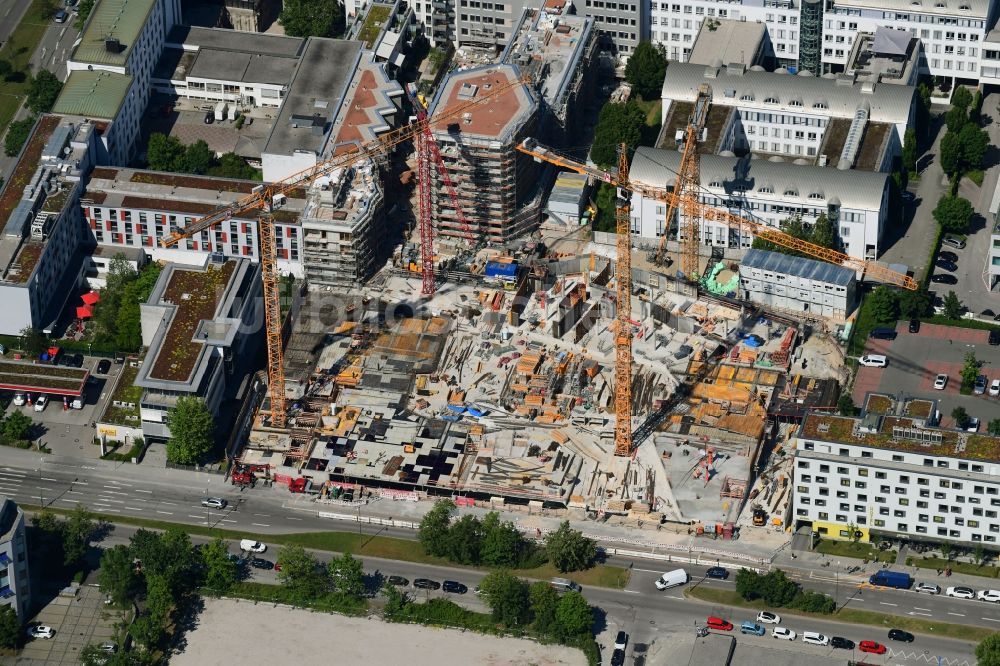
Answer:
[907,556,1000,579]
[25,506,631,589]
[921,315,999,332]
[357,3,392,47]
[632,97,662,145]
[966,169,984,187]
[0,95,23,142]
[0,0,58,135]
[814,539,897,563]
[686,587,992,642]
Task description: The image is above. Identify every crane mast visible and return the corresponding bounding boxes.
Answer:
[613,145,634,458]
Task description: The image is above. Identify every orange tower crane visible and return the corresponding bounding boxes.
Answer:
[161,76,529,428]
[613,144,634,458]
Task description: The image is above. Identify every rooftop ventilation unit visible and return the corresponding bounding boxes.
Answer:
[104,37,124,53]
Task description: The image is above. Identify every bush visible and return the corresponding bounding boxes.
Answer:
[791,590,837,614]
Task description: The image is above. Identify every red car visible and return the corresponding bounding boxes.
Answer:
[706,616,734,631]
[859,640,887,654]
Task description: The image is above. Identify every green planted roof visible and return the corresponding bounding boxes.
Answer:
[72,0,157,67]
[52,70,133,119]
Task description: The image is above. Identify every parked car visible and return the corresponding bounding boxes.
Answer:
[991,379,1000,397]
[71,353,84,367]
[705,566,729,580]
[771,627,796,640]
[442,580,467,594]
[975,375,988,395]
[28,625,55,639]
[942,236,966,249]
[53,9,67,22]
[614,631,628,650]
[859,354,888,368]
[830,636,855,650]
[802,632,829,646]
[931,274,958,284]
[96,359,112,374]
[204,111,214,124]
[915,582,941,595]
[888,629,914,642]
[977,589,1000,603]
[967,417,981,432]
[946,586,975,599]
[12,393,25,406]
[938,250,958,262]
[706,617,733,631]
[201,497,227,509]
[740,621,765,636]
[610,648,625,666]
[936,259,958,272]
[413,578,440,590]
[859,640,887,654]
[933,374,948,390]
[869,327,897,340]
[756,611,780,624]
[34,395,48,412]
[990,329,1000,346]
[98,642,118,653]
[239,539,266,553]
[249,558,273,570]
[908,319,920,333]
[387,576,409,587]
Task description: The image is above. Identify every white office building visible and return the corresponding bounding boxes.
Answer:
[629,148,891,261]
[0,497,30,620]
[794,411,1000,546]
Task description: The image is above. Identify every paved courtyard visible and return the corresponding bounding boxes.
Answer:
[853,322,1000,428]
[14,584,120,665]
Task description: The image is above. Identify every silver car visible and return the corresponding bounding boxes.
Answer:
[915,582,940,595]
[201,497,227,509]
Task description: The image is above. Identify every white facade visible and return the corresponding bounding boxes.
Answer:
[738,248,856,318]
[795,413,1000,546]
[629,148,891,260]
[0,498,30,620]
[988,175,1000,291]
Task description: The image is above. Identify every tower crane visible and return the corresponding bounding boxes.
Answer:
[517,138,916,457]
[161,75,528,429]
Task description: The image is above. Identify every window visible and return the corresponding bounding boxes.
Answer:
[858,469,868,477]
[763,96,779,104]
[875,471,887,479]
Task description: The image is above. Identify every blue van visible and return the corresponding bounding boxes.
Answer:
[740,621,765,636]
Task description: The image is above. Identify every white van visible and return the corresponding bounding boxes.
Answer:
[654,568,688,590]
[550,578,582,593]
[858,354,888,368]
[239,539,266,553]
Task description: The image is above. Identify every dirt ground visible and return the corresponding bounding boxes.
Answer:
[174,598,587,666]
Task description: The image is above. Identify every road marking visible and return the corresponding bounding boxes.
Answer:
[188,515,202,519]
[665,595,684,600]
[983,617,1000,623]
[633,569,662,574]
[161,501,176,506]
[251,523,270,527]
[135,489,152,494]
[156,511,173,515]
[102,490,128,496]
[879,602,898,607]
[914,607,933,612]
[40,477,58,482]
[253,513,271,517]
[74,481,88,485]
[620,589,641,594]
[57,498,77,504]
[0,470,26,477]
[103,508,120,513]
[287,517,303,521]
[98,498,124,504]
[948,612,965,617]
[125,507,143,512]
[909,611,933,617]
[68,490,83,494]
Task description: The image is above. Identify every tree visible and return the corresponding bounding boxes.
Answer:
[974,543,986,566]
[902,128,917,175]
[99,545,139,605]
[958,123,989,172]
[200,538,237,592]
[546,521,596,573]
[529,581,560,635]
[0,605,19,649]
[166,396,214,464]
[75,0,95,30]
[481,512,525,568]
[868,285,900,323]
[751,215,814,257]
[759,569,799,606]
[940,542,954,560]
[276,545,329,600]
[837,392,856,417]
[988,419,1000,436]
[381,581,407,616]
[279,0,343,38]
[945,105,967,134]
[18,326,45,356]
[182,140,214,175]
[624,42,668,100]
[418,499,454,557]
[328,552,365,597]
[4,117,34,157]
[932,195,973,234]
[62,504,96,568]
[899,289,932,319]
[145,132,186,172]
[444,514,482,564]
[939,130,962,175]
[960,351,980,392]
[846,522,861,543]
[590,101,645,169]
[971,89,983,122]
[129,527,198,593]
[809,213,836,250]
[114,262,161,351]
[942,291,963,320]
[26,70,63,114]
[210,152,258,180]
[0,60,11,81]
[555,591,592,638]
[977,632,1000,666]
[735,568,761,600]
[951,86,973,111]
[130,613,164,650]
[478,570,530,627]
[951,406,970,429]
[3,411,32,441]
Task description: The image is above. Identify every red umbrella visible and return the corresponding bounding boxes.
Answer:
[76,305,93,319]
[81,291,100,305]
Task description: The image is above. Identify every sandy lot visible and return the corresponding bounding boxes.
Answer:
[174,598,587,666]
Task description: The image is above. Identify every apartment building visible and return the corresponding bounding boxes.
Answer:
[302,55,403,287]
[686,19,772,67]
[660,62,916,171]
[844,27,923,85]
[629,148,890,260]
[428,64,540,243]
[83,167,307,277]
[0,117,98,335]
[0,498,30,620]
[794,410,1000,546]
[58,0,181,165]
[136,258,262,441]
[738,248,857,318]
[988,175,1000,292]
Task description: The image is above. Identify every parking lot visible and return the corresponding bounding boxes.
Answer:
[141,97,274,162]
[2,356,123,459]
[16,584,120,665]
[853,322,1000,428]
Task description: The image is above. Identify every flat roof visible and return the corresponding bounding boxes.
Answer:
[0,359,89,396]
[328,57,402,153]
[428,65,536,142]
[688,19,767,67]
[263,38,363,158]
[847,28,920,84]
[166,25,304,58]
[72,0,157,67]
[188,50,297,85]
[51,70,133,120]
[742,248,855,286]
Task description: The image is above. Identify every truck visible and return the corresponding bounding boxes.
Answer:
[654,568,688,590]
[869,570,913,589]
